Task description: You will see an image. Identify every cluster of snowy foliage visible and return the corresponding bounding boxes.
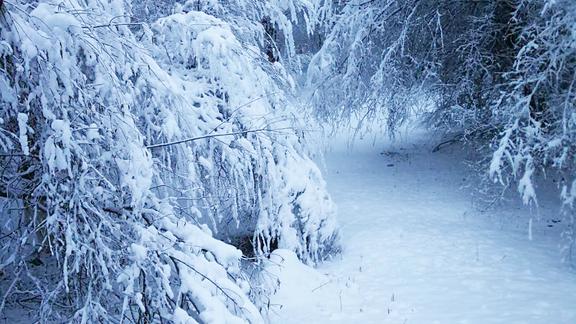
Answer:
[489,0,576,206]
[133,0,320,71]
[308,0,576,210]
[0,0,338,322]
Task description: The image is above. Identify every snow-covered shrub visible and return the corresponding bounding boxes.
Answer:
[143,7,339,263]
[306,0,461,133]
[0,0,338,321]
[489,0,576,206]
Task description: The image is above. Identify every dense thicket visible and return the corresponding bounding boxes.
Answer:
[308,0,576,208]
[0,0,338,322]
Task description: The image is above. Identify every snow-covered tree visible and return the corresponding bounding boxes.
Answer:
[0,0,339,322]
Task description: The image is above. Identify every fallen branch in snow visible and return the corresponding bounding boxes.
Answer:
[311,280,331,292]
[146,127,294,149]
[432,137,460,153]
[432,127,498,152]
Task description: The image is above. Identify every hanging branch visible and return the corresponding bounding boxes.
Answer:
[146,127,294,149]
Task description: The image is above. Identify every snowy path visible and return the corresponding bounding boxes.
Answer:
[269,143,576,324]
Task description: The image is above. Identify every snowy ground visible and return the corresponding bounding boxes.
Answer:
[267,136,576,324]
